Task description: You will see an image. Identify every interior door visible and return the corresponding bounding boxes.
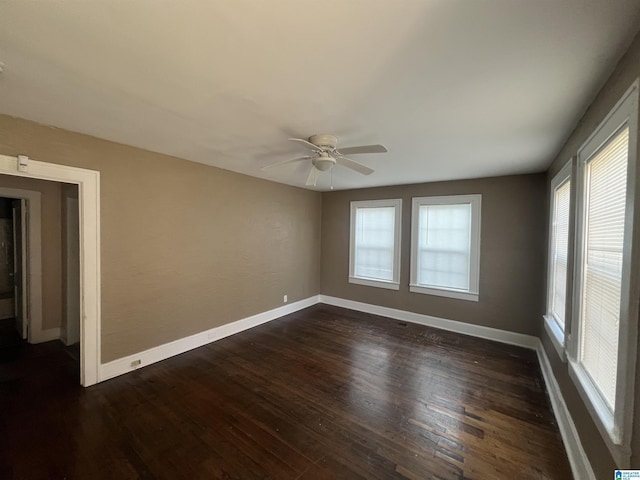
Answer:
[13,199,27,339]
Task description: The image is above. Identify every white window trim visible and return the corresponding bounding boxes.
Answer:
[349,199,402,290]
[409,194,481,302]
[568,79,639,468]
[544,159,572,362]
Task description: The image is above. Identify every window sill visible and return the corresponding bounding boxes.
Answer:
[409,284,478,302]
[568,359,630,467]
[543,315,566,362]
[349,277,400,291]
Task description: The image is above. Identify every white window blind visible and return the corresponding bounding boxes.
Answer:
[580,126,629,411]
[353,206,396,282]
[410,195,481,301]
[417,203,471,290]
[550,180,570,328]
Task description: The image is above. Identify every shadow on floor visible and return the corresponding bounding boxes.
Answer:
[0,317,79,386]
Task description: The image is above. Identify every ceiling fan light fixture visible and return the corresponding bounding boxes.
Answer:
[313,156,336,171]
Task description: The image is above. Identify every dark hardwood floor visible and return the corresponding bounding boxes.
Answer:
[0,305,571,479]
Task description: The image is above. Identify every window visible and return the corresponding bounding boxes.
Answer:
[349,199,401,290]
[410,194,481,301]
[569,82,638,467]
[544,160,572,359]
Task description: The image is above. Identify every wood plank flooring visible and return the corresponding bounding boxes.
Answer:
[0,305,571,479]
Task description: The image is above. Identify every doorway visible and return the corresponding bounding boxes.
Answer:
[0,155,100,386]
[0,183,82,384]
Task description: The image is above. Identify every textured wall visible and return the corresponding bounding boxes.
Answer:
[321,173,547,336]
[0,115,322,362]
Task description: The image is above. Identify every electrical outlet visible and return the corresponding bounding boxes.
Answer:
[131,359,141,368]
[283,294,288,303]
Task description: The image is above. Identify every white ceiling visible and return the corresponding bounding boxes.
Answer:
[1,1,639,191]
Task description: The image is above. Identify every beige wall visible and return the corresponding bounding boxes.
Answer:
[320,173,547,336]
[544,31,640,475]
[0,114,322,362]
[61,183,80,345]
[0,174,62,330]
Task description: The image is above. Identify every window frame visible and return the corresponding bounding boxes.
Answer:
[349,199,402,290]
[409,194,481,301]
[544,159,573,362]
[568,80,639,467]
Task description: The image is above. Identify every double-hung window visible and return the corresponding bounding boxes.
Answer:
[349,199,402,290]
[544,161,572,359]
[409,195,481,301]
[569,82,638,466]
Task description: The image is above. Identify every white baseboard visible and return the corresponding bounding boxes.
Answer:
[319,295,539,350]
[31,327,61,343]
[536,341,596,480]
[99,295,320,382]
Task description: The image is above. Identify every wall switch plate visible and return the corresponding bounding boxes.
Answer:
[17,155,29,172]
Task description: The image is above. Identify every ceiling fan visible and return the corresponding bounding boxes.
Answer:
[262,134,388,187]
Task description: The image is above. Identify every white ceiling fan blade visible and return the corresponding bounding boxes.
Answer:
[335,156,374,176]
[261,156,313,170]
[337,144,388,155]
[289,138,323,152]
[305,166,321,186]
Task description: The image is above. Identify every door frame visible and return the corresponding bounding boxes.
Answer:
[0,154,100,386]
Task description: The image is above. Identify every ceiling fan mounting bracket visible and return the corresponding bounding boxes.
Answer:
[308,134,338,151]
